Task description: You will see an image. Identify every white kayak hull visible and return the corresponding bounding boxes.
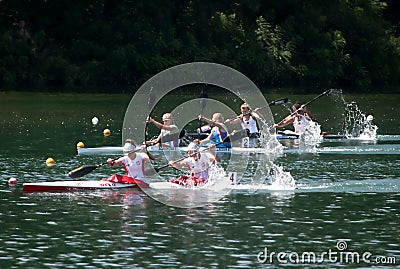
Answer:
[77,145,282,155]
[77,133,350,155]
[23,178,295,193]
[23,175,150,192]
[149,181,296,192]
[23,181,139,192]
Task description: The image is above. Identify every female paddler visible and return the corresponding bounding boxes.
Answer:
[146,113,180,147]
[225,102,263,147]
[168,140,217,186]
[273,102,315,134]
[198,112,231,148]
[106,139,150,184]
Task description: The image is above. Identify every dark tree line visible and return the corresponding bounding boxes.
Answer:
[0,0,399,93]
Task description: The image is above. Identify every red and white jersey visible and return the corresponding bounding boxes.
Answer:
[120,153,147,179]
[184,152,214,180]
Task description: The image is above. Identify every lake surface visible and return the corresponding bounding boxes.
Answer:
[0,91,399,268]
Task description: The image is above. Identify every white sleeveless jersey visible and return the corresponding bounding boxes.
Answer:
[241,115,258,134]
[293,115,311,133]
[121,153,147,178]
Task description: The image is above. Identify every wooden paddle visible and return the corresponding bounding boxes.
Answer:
[68,129,186,179]
[144,129,248,177]
[275,89,332,126]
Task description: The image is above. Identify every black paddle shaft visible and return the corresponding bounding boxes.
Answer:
[276,90,332,125]
[239,97,289,118]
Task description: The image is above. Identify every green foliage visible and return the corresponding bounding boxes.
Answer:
[0,0,399,92]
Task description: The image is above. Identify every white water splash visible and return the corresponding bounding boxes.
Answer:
[298,121,323,152]
[330,90,378,140]
[245,156,296,192]
[267,163,296,190]
[173,163,230,191]
[208,164,227,183]
[260,131,284,154]
[343,101,377,140]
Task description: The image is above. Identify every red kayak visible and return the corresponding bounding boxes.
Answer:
[23,174,149,192]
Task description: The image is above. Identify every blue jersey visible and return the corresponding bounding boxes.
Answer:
[210,126,231,148]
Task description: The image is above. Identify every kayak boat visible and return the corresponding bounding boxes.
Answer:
[77,145,276,155]
[149,180,296,192]
[23,174,149,192]
[77,133,349,155]
[23,173,296,193]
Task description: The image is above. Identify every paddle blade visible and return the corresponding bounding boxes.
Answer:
[68,165,99,178]
[269,98,288,106]
[199,89,207,112]
[147,87,156,110]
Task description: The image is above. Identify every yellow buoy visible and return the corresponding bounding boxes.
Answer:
[76,141,85,149]
[46,157,55,167]
[103,128,111,137]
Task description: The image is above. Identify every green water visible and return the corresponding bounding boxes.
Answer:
[0,92,399,268]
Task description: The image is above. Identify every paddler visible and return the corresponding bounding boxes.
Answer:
[146,113,180,147]
[198,113,231,148]
[225,102,263,147]
[273,102,315,134]
[168,140,217,186]
[106,139,150,183]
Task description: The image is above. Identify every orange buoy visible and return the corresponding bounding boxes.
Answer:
[46,157,55,167]
[76,141,85,149]
[103,128,111,137]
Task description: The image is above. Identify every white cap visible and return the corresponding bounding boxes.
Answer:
[123,143,136,154]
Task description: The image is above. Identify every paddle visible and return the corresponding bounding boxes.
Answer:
[275,89,332,126]
[145,87,156,160]
[297,89,331,109]
[67,148,141,179]
[233,97,289,119]
[68,129,186,179]
[198,89,208,139]
[149,128,186,146]
[144,129,248,177]
[268,97,289,106]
